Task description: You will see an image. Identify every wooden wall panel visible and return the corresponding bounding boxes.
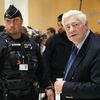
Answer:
[0,0,4,25]
[1,0,100,33]
[29,0,100,33]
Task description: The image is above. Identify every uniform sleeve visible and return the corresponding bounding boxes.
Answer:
[0,36,8,70]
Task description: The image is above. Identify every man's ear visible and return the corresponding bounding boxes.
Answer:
[85,21,88,26]
[21,19,23,25]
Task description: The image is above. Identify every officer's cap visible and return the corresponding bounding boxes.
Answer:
[57,13,63,22]
[4,5,22,19]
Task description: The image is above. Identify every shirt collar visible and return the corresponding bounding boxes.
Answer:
[77,29,90,50]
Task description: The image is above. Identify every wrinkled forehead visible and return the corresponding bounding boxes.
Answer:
[63,15,82,25]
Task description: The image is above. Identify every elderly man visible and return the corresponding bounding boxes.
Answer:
[54,10,100,100]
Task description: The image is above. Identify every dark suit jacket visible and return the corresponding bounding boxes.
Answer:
[62,31,100,100]
[42,32,72,87]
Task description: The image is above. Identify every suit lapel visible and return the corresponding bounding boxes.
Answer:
[66,32,92,81]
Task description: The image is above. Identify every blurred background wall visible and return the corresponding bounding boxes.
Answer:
[0,0,100,33]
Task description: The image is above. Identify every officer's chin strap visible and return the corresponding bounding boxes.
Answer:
[0,78,8,100]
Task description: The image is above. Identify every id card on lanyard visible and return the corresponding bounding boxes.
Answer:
[19,64,28,71]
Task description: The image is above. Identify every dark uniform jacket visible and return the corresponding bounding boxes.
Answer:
[62,31,100,100]
[0,32,44,99]
[42,32,72,86]
[0,36,8,71]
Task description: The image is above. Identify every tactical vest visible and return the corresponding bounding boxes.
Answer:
[0,32,38,91]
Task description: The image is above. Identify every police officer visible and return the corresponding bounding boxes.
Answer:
[0,5,44,100]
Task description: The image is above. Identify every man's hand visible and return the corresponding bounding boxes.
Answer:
[46,89,54,100]
[54,80,65,94]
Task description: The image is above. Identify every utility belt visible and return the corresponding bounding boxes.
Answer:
[6,79,33,90]
[4,79,34,97]
[8,88,31,97]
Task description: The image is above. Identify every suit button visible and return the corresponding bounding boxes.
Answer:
[72,77,74,79]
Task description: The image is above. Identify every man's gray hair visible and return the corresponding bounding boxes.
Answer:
[62,10,87,25]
